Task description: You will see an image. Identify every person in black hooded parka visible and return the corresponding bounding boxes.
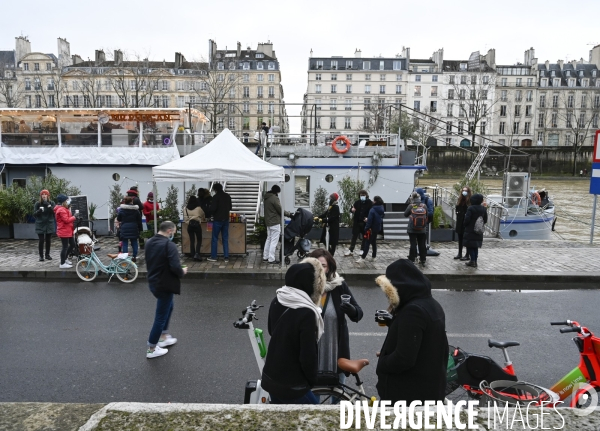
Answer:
[375,259,448,404]
[463,193,487,268]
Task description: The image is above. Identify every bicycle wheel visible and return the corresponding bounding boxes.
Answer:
[116,260,138,283]
[312,387,352,404]
[75,258,98,282]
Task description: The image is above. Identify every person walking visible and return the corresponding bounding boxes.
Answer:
[263,185,290,264]
[404,192,428,265]
[143,192,160,226]
[144,221,187,359]
[54,194,76,269]
[463,193,487,268]
[255,122,270,156]
[261,258,326,404]
[356,196,384,263]
[126,186,144,213]
[34,190,55,262]
[375,259,448,404]
[207,183,232,263]
[454,186,472,261]
[308,249,363,393]
[117,196,143,263]
[184,195,205,261]
[318,193,340,256]
[344,190,373,257]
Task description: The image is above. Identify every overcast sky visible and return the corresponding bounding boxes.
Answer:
[3,0,600,132]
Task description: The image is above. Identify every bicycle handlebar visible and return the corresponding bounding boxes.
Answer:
[560,327,581,334]
[551,321,570,326]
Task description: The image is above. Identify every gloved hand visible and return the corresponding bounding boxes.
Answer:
[375,310,393,327]
[340,301,357,318]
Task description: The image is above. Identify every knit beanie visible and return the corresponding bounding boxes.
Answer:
[147,192,154,198]
[270,185,281,194]
[40,189,50,197]
[127,189,139,196]
[329,192,339,202]
[470,194,484,205]
[284,257,326,304]
[56,194,68,204]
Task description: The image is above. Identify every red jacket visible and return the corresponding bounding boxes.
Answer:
[54,205,76,238]
[143,200,160,222]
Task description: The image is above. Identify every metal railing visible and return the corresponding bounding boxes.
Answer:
[0,131,179,148]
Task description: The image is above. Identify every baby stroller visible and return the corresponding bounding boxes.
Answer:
[283,208,314,265]
[74,220,99,260]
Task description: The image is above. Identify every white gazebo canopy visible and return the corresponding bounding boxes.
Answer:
[152,128,284,182]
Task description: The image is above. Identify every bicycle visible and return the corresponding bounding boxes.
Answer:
[446,319,600,409]
[75,237,138,283]
[234,300,377,405]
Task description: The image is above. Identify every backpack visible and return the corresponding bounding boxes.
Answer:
[474,216,485,234]
[409,204,428,231]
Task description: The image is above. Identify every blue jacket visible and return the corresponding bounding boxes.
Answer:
[415,188,433,217]
[116,204,143,239]
[366,204,385,234]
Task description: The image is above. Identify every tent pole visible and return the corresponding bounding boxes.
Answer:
[153,182,158,235]
[280,183,284,269]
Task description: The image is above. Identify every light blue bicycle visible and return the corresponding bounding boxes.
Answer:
[75,240,138,283]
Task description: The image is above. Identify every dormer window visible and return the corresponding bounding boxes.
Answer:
[460,63,467,71]
[593,70,597,77]
[217,62,224,70]
[579,70,584,77]
[565,70,570,77]
[256,53,264,58]
[551,70,555,77]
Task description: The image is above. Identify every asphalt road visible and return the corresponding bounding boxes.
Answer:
[0,279,598,404]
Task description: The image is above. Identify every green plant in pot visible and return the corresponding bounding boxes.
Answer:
[249,216,267,249]
[337,176,366,227]
[432,206,447,229]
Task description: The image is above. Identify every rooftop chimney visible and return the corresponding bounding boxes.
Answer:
[545,60,549,69]
[71,54,83,65]
[95,49,105,66]
[237,42,241,58]
[114,49,123,66]
[15,36,31,63]
[57,37,71,67]
[557,59,564,69]
[354,48,361,58]
[174,52,184,69]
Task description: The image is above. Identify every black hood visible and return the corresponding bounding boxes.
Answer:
[470,193,484,205]
[376,259,432,312]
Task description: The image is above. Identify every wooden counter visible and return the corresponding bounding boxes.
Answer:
[181,221,247,255]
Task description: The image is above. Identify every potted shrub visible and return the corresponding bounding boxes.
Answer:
[249,216,268,249]
[430,206,455,242]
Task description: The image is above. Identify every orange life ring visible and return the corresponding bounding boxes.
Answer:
[530,192,541,206]
[332,135,351,154]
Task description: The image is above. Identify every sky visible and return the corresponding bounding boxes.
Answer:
[3,0,600,132]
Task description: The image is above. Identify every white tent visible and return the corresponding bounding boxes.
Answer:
[152,128,283,182]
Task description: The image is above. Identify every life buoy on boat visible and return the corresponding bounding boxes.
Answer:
[530,192,541,206]
[331,136,351,154]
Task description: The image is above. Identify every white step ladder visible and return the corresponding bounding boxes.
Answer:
[383,212,410,240]
[465,141,490,181]
[223,181,262,236]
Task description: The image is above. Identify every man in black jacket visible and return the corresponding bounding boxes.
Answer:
[344,190,373,257]
[207,183,233,263]
[262,258,326,404]
[375,259,448,403]
[144,221,187,359]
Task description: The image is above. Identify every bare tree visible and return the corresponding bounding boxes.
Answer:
[191,61,242,133]
[108,52,162,108]
[408,109,447,147]
[494,90,530,172]
[0,60,23,107]
[32,67,71,108]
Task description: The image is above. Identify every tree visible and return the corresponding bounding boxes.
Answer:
[389,110,418,141]
[311,186,328,219]
[493,92,529,173]
[32,67,70,108]
[191,62,243,133]
[108,52,162,108]
[337,176,366,227]
[406,109,446,148]
[0,59,23,107]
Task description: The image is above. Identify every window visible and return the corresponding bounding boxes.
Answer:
[331,60,337,70]
[459,103,465,117]
[553,78,561,87]
[552,95,558,108]
[363,61,370,70]
[176,81,184,91]
[516,78,522,87]
[515,105,521,116]
[431,86,438,97]
[414,101,420,112]
[228,118,236,130]
[329,116,336,129]
[449,75,455,84]
[527,78,534,87]
[330,99,337,110]
[268,74,275,82]
[316,60,323,69]
[346,74,352,81]
[538,113,545,127]
[379,61,384,70]
[415,75,421,82]
[257,62,264,70]
[461,75,467,84]
[346,60,353,69]
[414,85,421,96]
[432,75,438,82]
[470,90,476,100]
[513,122,520,134]
[364,98,371,109]
[541,79,548,87]
[331,84,337,93]
[33,78,41,90]
[23,63,29,71]
[379,85,385,94]
[364,84,371,94]
[257,86,264,97]
[540,94,546,108]
[515,90,522,102]
[365,73,371,81]
[217,62,224,70]
[177,95,185,108]
[396,85,402,94]
[363,117,370,129]
[162,80,169,90]
[243,101,250,113]
[256,53,264,59]
[579,113,586,127]
[345,99,352,110]
[568,95,574,108]
[430,101,437,113]
[499,122,505,135]
[448,89,454,99]
[243,62,250,70]
[595,95,600,108]
[268,102,274,113]
[25,95,31,108]
[258,74,264,82]
[447,103,453,117]
[380,74,386,81]
[538,132,544,143]
[581,94,587,108]
[346,84,352,93]
[243,117,250,130]
[34,63,39,71]
[446,138,452,145]
[315,84,321,94]
[243,86,250,97]
[257,101,263,113]
[551,112,558,127]
[315,73,321,81]
[229,87,236,99]
[526,90,533,102]
[331,73,337,80]
[568,79,575,87]
[593,113,599,128]
[524,122,531,134]
[500,105,507,116]
[469,104,475,117]
[446,121,453,134]
[25,78,31,90]
[269,86,275,97]
[344,117,351,128]
[459,89,466,99]
[393,60,402,70]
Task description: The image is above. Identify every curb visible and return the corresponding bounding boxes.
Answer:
[2,268,600,287]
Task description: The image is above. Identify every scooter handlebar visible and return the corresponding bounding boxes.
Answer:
[551,321,569,326]
[560,327,581,334]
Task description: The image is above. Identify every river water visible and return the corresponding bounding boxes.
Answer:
[422,177,597,243]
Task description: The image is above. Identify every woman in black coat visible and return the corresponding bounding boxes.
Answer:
[462,193,487,268]
[34,189,56,262]
[318,192,340,256]
[454,186,472,261]
[308,249,363,390]
[117,196,143,262]
[375,259,448,404]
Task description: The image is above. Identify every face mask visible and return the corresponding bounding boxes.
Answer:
[211,191,216,197]
[148,199,153,202]
[66,199,71,206]
[360,196,366,201]
[462,191,468,196]
[169,232,175,241]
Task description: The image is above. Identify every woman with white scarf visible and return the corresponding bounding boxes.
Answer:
[308,249,363,393]
[261,257,326,404]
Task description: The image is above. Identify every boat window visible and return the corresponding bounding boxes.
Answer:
[12,178,26,188]
[284,174,290,182]
[112,173,120,181]
[294,176,310,207]
[325,174,334,183]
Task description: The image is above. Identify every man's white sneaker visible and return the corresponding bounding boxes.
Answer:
[158,335,178,348]
[59,263,71,269]
[355,257,366,263]
[146,345,168,359]
[344,249,354,257]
